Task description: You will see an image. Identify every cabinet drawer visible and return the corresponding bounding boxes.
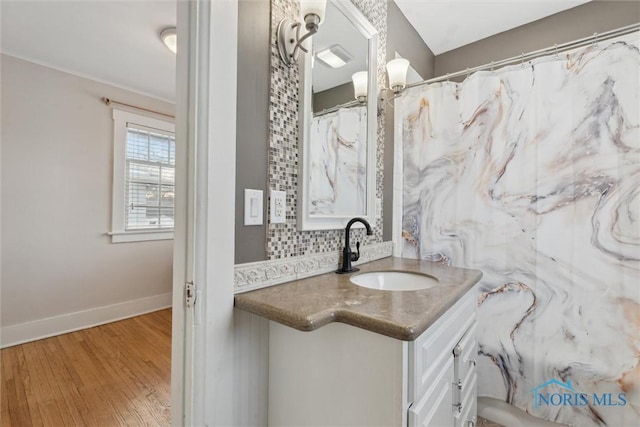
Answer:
[455,372,477,427]
[408,355,454,427]
[409,290,476,401]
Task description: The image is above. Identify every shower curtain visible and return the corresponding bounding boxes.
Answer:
[400,33,639,426]
[309,105,368,215]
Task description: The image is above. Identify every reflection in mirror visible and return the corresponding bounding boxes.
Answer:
[311,2,368,113]
[308,105,367,215]
[299,0,378,231]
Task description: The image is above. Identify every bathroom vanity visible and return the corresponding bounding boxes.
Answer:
[234,257,482,427]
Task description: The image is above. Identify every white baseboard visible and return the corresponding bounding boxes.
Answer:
[1,292,172,348]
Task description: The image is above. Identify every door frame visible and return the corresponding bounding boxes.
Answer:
[171,1,238,425]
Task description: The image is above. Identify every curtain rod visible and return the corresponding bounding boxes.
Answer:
[406,23,640,90]
[101,97,175,119]
[313,99,364,117]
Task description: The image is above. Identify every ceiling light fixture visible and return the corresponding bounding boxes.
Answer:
[277,0,327,67]
[160,27,177,54]
[316,45,352,69]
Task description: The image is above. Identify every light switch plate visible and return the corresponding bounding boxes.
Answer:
[376,197,382,219]
[270,190,286,224]
[244,189,263,226]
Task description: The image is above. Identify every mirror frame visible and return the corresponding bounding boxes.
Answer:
[297,0,379,231]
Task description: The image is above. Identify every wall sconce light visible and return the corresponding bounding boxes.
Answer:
[160,27,177,54]
[352,71,368,103]
[378,58,410,114]
[277,0,327,67]
[386,58,410,94]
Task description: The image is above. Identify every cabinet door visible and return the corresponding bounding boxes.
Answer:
[408,356,454,427]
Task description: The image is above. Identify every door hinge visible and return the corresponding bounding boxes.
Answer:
[185,281,196,307]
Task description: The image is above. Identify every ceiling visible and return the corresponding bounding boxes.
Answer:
[395,0,592,55]
[0,0,593,102]
[1,0,176,102]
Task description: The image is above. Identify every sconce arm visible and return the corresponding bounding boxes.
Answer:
[295,27,317,54]
[295,13,320,55]
[377,88,402,115]
[277,14,321,67]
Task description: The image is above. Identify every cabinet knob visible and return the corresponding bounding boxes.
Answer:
[453,345,462,356]
[466,421,475,427]
[469,359,477,366]
[452,402,462,415]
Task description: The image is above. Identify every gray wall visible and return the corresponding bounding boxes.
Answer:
[233,0,439,261]
[231,0,634,260]
[435,0,640,76]
[385,0,435,240]
[1,54,174,329]
[313,82,353,112]
[235,0,270,264]
[232,6,271,425]
[387,1,435,79]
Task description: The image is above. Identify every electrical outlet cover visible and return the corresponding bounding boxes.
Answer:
[271,190,286,224]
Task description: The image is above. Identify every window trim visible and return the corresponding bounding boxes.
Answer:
[110,108,175,243]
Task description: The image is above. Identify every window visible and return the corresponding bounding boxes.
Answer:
[110,109,175,243]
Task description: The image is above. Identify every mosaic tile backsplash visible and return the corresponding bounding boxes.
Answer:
[267,0,387,259]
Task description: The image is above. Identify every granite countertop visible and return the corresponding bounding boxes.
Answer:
[234,257,482,341]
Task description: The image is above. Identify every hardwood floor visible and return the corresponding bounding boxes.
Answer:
[1,309,171,427]
[1,309,507,426]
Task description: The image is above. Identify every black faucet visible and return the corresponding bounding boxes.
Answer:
[336,217,373,274]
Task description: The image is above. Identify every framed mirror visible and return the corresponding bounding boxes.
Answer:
[297,0,378,231]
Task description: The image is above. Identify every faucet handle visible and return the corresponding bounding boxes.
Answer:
[351,241,361,262]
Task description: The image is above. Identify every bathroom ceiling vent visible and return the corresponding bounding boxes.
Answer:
[316,44,352,68]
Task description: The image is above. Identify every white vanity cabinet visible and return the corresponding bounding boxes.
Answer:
[409,290,478,427]
[268,289,477,427]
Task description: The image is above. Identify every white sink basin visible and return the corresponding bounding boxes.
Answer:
[350,271,439,291]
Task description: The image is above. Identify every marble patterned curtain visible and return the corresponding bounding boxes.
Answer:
[401,33,639,426]
[309,106,368,215]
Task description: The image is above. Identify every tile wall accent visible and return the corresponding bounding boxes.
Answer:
[267,0,387,259]
[234,241,393,293]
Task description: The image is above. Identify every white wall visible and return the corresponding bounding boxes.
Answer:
[1,55,174,346]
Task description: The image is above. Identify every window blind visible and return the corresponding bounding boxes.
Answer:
[124,124,175,231]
